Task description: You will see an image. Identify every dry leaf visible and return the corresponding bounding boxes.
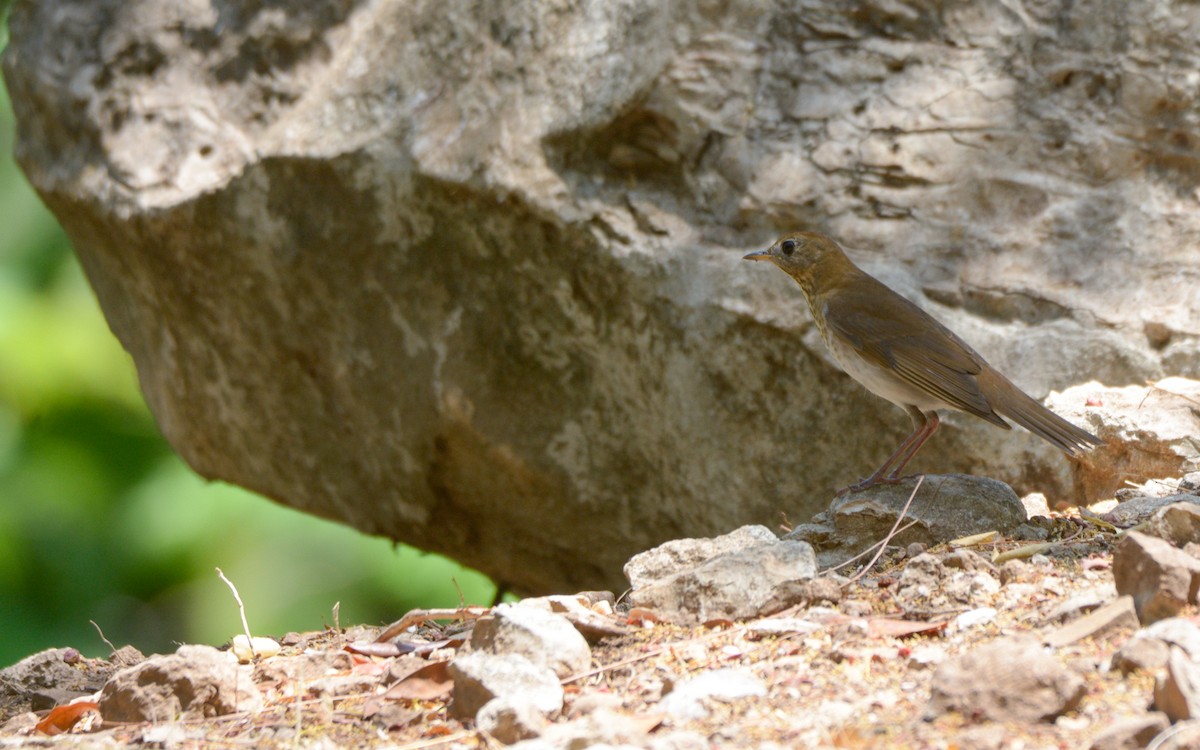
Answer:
[866,617,949,639]
[346,641,402,658]
[627,608,662,625]
[35,702,100,736]
[383,660,453,701]
[949,531,997,548]
[992,542,1054,563]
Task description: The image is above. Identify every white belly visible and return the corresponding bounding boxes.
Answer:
[823,329,952,413]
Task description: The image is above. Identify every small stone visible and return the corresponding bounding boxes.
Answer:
[0,648,99,699]
[1114,637,1171,675]
[472,604,592,678]
[646,730,711,750]
[516,594,629,642]
[906,542,928,557]
[1155,647,1200,722]
[1022,492,1051,518]
[942,549,999,575]
[928,636,1085,723]
[907,645,947,670]
[1044,590,1111,624]
[623,525,779,588]
[525,706,664,748]
[1000,559,1035,585]
[628,539,817,624]
[448,653,563,720]
[1016,522,1054,541]
[566,689,624,717]
[1043,596,1138,648]
[810,474,1025,569]
[1145,502,1200,548]
[1088,712,1169,750]
[477,697,546,744]
[956,724,1008,750]
[954,607,998,630]
[1104,495,1200,529]
[1113,531,1200,623]
[658,668,766,719]
[98,645,262,722]
[1114,617,1200,674]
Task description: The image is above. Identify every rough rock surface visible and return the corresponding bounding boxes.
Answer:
[788,473,1025,568]
[627,537,818,624]
[927,636,1085,723]
[6,0,1200,591]
[1143,502,1200,549]
[1088,713,1169,750]
[447,652,563,721]
[623,525,779,589]
[98,645,263,722]
[470,603,592,679]
[1112,531,1200,624]
[1053,379,1200,501]
[1154,647,1200,723]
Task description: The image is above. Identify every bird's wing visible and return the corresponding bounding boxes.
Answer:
[822,279,1008,426]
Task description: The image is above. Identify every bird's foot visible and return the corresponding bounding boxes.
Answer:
[836,473,919,496]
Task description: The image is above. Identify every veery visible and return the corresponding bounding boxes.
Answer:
[744,231,1101,494]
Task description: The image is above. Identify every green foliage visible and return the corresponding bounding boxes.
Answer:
[0,58,496,667]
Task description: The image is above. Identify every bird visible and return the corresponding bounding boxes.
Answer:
[743,231,1101,495]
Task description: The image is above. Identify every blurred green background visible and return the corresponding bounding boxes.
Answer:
[0,19,497,669]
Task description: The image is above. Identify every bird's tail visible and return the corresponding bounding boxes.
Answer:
[979,368,1102,456]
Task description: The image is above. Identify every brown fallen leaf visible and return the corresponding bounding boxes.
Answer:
[346,641,402,658]
[35,702,100,736]
[867,617,949,639]
[383,660,453,701]
[627,608,662,625]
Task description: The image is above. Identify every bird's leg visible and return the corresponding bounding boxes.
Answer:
[884,409,940,480]
[838,408,940,495]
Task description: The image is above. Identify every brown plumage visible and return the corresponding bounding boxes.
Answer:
[744,231,1101,494]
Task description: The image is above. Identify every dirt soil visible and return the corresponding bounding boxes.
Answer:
[0,510,1169,749]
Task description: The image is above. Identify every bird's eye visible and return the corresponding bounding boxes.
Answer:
[780,239,797,256]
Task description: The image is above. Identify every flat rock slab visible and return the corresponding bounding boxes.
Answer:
[789,474,1025,569]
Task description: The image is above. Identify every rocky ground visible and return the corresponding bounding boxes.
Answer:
[5,471,1200,750]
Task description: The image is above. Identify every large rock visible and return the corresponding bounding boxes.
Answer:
[5,0,1199,591]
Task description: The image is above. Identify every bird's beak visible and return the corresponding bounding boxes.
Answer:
[742,249,771,262]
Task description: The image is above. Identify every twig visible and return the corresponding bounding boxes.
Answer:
[823,519,920,577]
[216,567,256,659]
[845,475,925,584]
[375,607,491,643]
[391,731,476,750]
[89,621,118,655]
[1143,379,1200,409]
[331,601,341,632]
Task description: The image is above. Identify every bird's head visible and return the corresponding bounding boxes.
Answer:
[743,231,859,297]
[742,231,844,274]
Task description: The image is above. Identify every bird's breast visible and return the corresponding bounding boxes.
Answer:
[817,302,954,413]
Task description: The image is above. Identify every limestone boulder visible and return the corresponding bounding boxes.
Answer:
[4,0,1198,591]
